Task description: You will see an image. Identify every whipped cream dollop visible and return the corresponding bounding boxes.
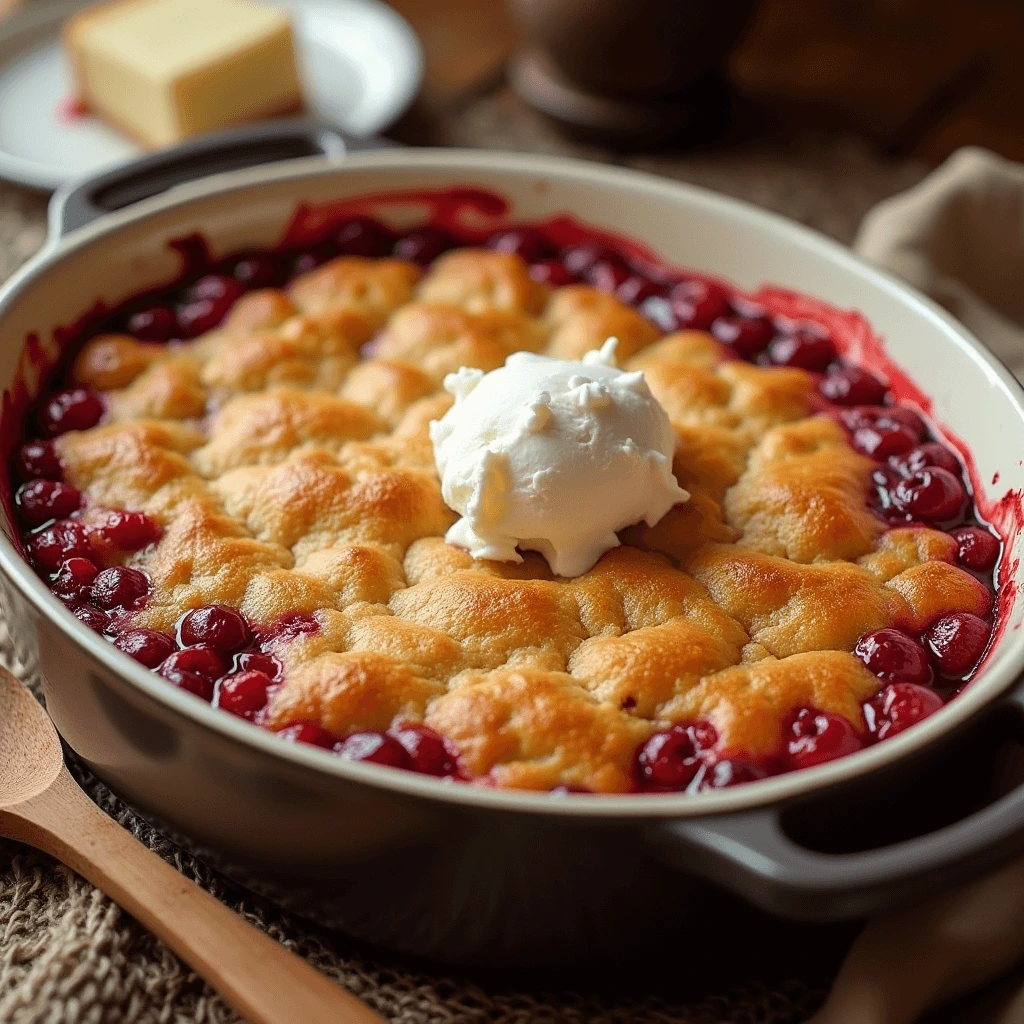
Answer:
[429,339,689,577]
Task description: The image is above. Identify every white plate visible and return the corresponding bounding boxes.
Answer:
[0,0,423,190]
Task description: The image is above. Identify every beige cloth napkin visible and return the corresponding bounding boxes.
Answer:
[811,147,1024,1024]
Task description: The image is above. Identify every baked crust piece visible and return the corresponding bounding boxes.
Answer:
[54,248,989,792]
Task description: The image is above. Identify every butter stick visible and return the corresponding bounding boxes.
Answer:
[64,0,303,148]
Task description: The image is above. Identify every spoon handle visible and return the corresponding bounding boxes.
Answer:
[2,765,386,1024]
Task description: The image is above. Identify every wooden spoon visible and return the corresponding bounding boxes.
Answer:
[0,664,386,1024]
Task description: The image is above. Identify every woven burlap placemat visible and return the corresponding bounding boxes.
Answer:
[0,120,930,1023]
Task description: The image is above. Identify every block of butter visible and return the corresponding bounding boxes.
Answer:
[64,0,303,148]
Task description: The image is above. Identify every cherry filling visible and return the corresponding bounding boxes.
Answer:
[528,259,576,287]
[390,723,462,777]
[767,323,836,371]
[635,721,718,791]
[178,604,251,654]
[176,274,244,337]
[890,468,967,523]
[94,510,161,552]
[127,305,177,342]
[114,628,176,668]
[29,520,94,571]
[274,722,337,749]
[158,645,226,700]
[924,613,992,678]
[15,439,62,481]
[215,669,275,720]
[864,683,944,740]
[488,227,555,264]
[337,731,411,768]
[71,603,110,633]
[11,213,1005,793]
[90,566,150,611]
[52,557,99,599]
[711,310,773,359]
[336,217,395,258]
[667,279,731,331]
[951,526,1000,572]
[854,628,933,686]
[785,708,863,770]
[818,365,888,406]
[39,387,104,436]
[15,480,81,526]
[393,226,456,266]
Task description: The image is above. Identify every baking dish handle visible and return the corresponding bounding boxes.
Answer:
[648,682,1024,920]
[49,120,393,238]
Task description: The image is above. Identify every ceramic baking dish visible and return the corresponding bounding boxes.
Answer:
[3,123,1024,968]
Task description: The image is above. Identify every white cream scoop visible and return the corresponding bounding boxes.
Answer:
[429,338,689,577]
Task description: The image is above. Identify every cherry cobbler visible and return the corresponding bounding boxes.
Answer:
[6,199,1003,794]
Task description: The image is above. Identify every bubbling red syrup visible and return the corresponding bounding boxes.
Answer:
[3,184,1017,793]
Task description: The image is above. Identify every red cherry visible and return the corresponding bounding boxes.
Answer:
[869,464,902,512]
[159,645,226,680]
[290,247,333,276]
[234,650,282,680]
[216,670,274,719]
[39,387,104,436]
[393,227,455,266]
[274,722,336,749]
[562,243,620,278]
[161,668,215,701]
[15,439,62,481]
[158,645,225,700]
[636,721,718,791]
[391,724,460,776]
[786,708,863,770]
[528,259,577,287]
[337,731,411,768]
[638,295,677,332]
[29,520,93,571]
[257,612,319,645]
[891,467,966,522]
[854,628,933,685]
[231,254,282,289]
[841,406,926,440]
[127,305,177,341]
[669,279,731,330]
[69,602,110,633]
[866,683,944,740]
[951,526,1000,572]
[585,259,631,294]
[90,566,149,610]
[767,326,836,371]
[178,605,250,654]
[851,421,919,460]
[114,628,176,668]
[15,480,81,526]
[818,366,888,406]
[95,510,161,551]
[617,276,664,305]
[176,274,243,337]
[924,612,992,677]
[336,217,395,257]
[52,557,99,599]
[711,314,773,358]
[698,759,768,789]
[891,442,961,477]
[487,227,554,263]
